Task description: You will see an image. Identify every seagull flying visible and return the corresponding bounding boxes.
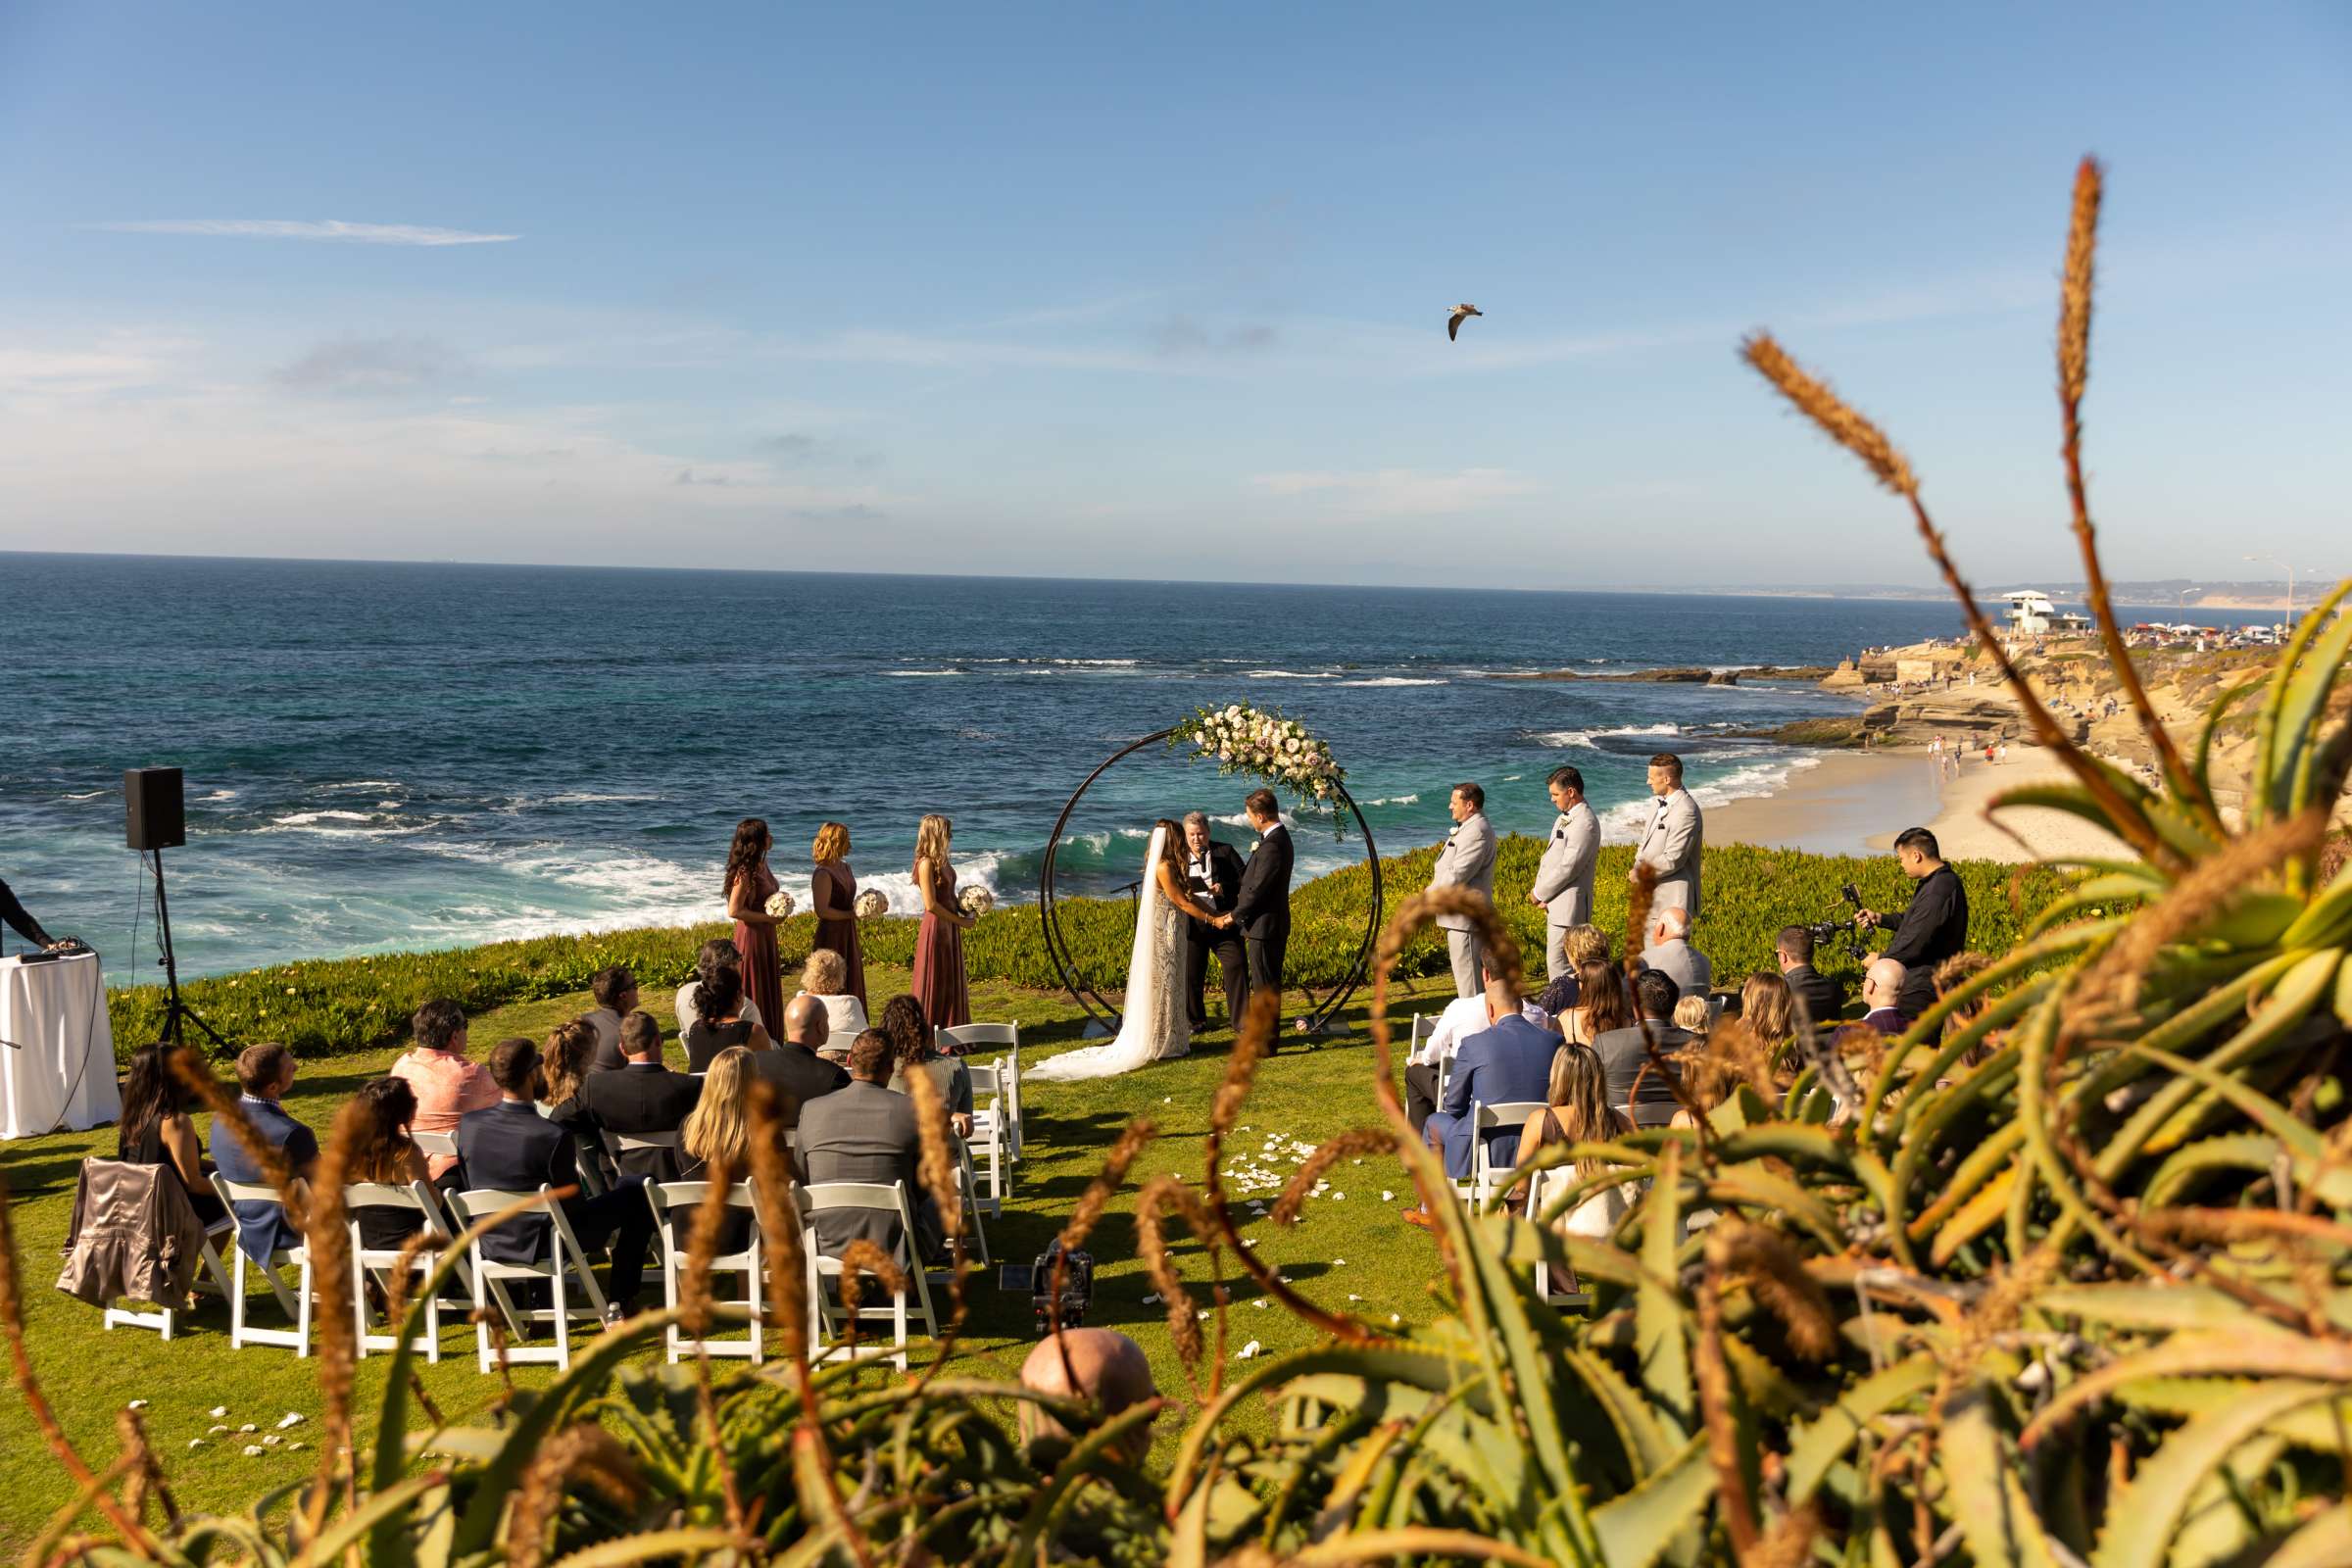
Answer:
[1446,303,1483,342]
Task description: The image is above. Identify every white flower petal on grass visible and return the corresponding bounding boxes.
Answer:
[263,1435,282,1447]
[285,1442,306,1451]
[1382,1191,1396,1202]
[242,1445,265,1457]
[208,1425,230,1437]
[187,1439,205,1449]
[238,1424,258,1434]
[275,1412,304,1429]
[1250,1298,1268,1309]
[1237,1340,1263,1360]
[208,1405,229,1418]
[1348,1294,1364,1301]
[126,1399,148,1410]
[1332,1258,1347,1266]
[1390,1314,1402,1325]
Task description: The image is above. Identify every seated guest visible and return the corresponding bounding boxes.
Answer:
[560,1010,700,1182]
[539,1018,612,1195]
[797,1029,946,1266]
[1404,976,1560,1228]
[114,1042,227,1225]
[1775,925,1845,1027]
[1592,970,1693,1125]
[1560,958,1630,1048]
[1535,925,1610,1018]
[674,1046,757,1252]
[683,961,774,1071]
[879,993,973,1139]
[1404,958,1551,1135]
[1739,972,1796,1060]
[1638,906,1712,1006]
[389,999,498,1189]
[1672,994,1713,1038]
[1935,952,1998,1070]
[347,1077,430,1251]
[1506,1043,1635,1239]
[792,949,869,1046]
[755,994,851,1129]
[1859,957,1911,1036]
[1016,1328,1159,1465]
[583,966,641,1071]
[674,938,760,1039]
[455,1037,656,1321]
[210,1042,320,1263]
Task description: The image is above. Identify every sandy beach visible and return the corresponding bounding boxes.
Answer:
[1710,744,2137,864]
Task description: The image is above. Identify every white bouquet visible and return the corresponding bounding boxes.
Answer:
[957,884,995,918]
[853,889,889,919]
[763,890,796,920]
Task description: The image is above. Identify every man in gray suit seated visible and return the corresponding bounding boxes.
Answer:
[1632,752,1704,920]
[1638,906,1712,1004]
[1528,765,1599,983]
[796,1029,946,1267]
[1429,782,1498,999]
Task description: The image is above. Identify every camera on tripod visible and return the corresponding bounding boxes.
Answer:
[1028,1239,1095,1336]
[1801,882,1870,961]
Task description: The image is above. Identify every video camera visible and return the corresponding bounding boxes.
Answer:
[1801,882,1871,962]
[1029,1239,1095,1337]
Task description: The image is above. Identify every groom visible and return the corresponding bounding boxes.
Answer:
[1229,789,1294,1041]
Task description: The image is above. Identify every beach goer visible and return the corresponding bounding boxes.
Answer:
[909,813,974,1029]
[1633,753,1704,920]
[1429,783,1498,999]
[683,960,772,1071]
[389,999,498,1188]
[808,821,868,1007]
[1530,766,1600,983]
[1504,1044,1634,1239]
[724,817,788,1038]
[210,1042,318,1265]
[116,1042,229,1225]
[1858,958,1910,1035]
[1856,827,1969,1019]
[1638,906,1712,1004]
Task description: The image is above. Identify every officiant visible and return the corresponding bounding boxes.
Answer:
[1180,811,1246,1034]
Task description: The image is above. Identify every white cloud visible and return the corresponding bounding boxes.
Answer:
[86,219,518,246]
[1249,466,1540,515]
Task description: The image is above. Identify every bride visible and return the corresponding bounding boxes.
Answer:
[1030,819,1226,1082]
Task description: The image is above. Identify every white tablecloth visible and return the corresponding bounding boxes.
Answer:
[0,953,121,1139]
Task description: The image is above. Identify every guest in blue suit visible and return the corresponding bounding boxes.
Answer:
[1404,971,1561,1230]
[211,1042,319,1263]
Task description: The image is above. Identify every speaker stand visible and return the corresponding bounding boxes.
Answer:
[150,848,231,1057]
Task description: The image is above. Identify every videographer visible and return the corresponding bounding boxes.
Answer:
[1856,827,1968,1019]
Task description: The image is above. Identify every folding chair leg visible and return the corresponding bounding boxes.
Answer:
[296,1257,314,1359]
[551,1259,570,1370]
[748,1251,763,1363]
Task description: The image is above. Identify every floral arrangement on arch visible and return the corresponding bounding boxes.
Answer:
[1170,703,1348,812]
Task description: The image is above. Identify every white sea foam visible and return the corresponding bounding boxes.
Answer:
[1358,793,1421,807]
[319,780,402,792]
[200,789,239,802]
[63,790,105,801]
[1533,731,1595,750]
[262,809,429,839]
[887,668,965,677]
[544,792,662,805]
[1246,670,1336,679]
[1337,676,1446,687]
[1596,754,1822,842]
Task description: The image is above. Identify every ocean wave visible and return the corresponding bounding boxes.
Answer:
[1336,676,1446,687]
[887,668,965,677]
[63,790,105,801]
[200,789,238,802]
[1596,754,1822,842]
[1246,669,1336,679]
[261,808,431,839]
[1533,730,1595,750]
[1358,793,1421,807]
[319,779,403,792]
[544,792,662,805]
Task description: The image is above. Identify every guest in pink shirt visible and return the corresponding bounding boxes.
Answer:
[388,998,497,1183]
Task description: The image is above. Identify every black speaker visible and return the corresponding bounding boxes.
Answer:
[125,767,186,852]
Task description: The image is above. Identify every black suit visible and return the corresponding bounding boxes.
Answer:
[1232,823,1294,1024]
[1782,964,1844,1029]
[561,1061,702,1182]
[454,1099,655,1309]
[753,1042,851,1130]
[1182,839,1247,1031]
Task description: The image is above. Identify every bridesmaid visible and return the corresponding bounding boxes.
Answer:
[723,817,787,1038]
[909,812,974,1029]
[808,820,867,1007]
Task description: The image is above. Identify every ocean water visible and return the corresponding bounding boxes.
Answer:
[1,554,1977,982]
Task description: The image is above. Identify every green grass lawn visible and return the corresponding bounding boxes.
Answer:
[0,960,1467,1553]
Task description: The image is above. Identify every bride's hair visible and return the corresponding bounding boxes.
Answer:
[1153,818,1187,880]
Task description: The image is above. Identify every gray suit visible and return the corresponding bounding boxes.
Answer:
[1638,938,1712,1005]
[1530,801,1599,981]
[796,1080,945,1266]
[1634,787,1704,921]
[1429,809,1498,998]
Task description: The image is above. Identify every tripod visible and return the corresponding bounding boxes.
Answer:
[150,847,231,1057]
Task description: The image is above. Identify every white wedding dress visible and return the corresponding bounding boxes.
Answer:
[1030,824,1191,1081]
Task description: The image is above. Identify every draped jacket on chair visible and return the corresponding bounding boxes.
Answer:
[57,1157,208,1309]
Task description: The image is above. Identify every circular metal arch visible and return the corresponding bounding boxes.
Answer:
[1037,728,1384,1038]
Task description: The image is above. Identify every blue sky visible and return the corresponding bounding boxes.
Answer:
[1,2,2346,589]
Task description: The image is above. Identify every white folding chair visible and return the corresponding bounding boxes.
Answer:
[802,1181,940,1372]
[941,1024,1022,1158]
[445,1187,610,1371]
[605,1129,681,1259]
[644,1181,765,1364]
[1469,1101,1548,1208]
[209,1175,315,1355]
[102,1209,237,1341]
[951,1140,992,1266]
[412,1129,459,1160]
[964,1060,1007,1216]
[345,1180,470,1363]
[1522,1166,1594,1310]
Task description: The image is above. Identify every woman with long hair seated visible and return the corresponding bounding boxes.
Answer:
[115,1042,228,1224]
[1561,958,1630,1047]
[348,1077,431,1250]
[1506,1043,1634,1239]
[879,992,973,1139]
[1739,971,1796,1063]
[675,1046,755,1252]
[793,948,869,1048]
[683,961,774,1071]
[539,1017,615,1194]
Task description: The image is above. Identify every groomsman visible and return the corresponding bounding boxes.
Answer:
[1180,810,1246,1032]
[1429,782,1497,999]
[1632,753,1704,921]
[1527,765,1599,982]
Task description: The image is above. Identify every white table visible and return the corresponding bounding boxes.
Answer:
[0,952,121,1139]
